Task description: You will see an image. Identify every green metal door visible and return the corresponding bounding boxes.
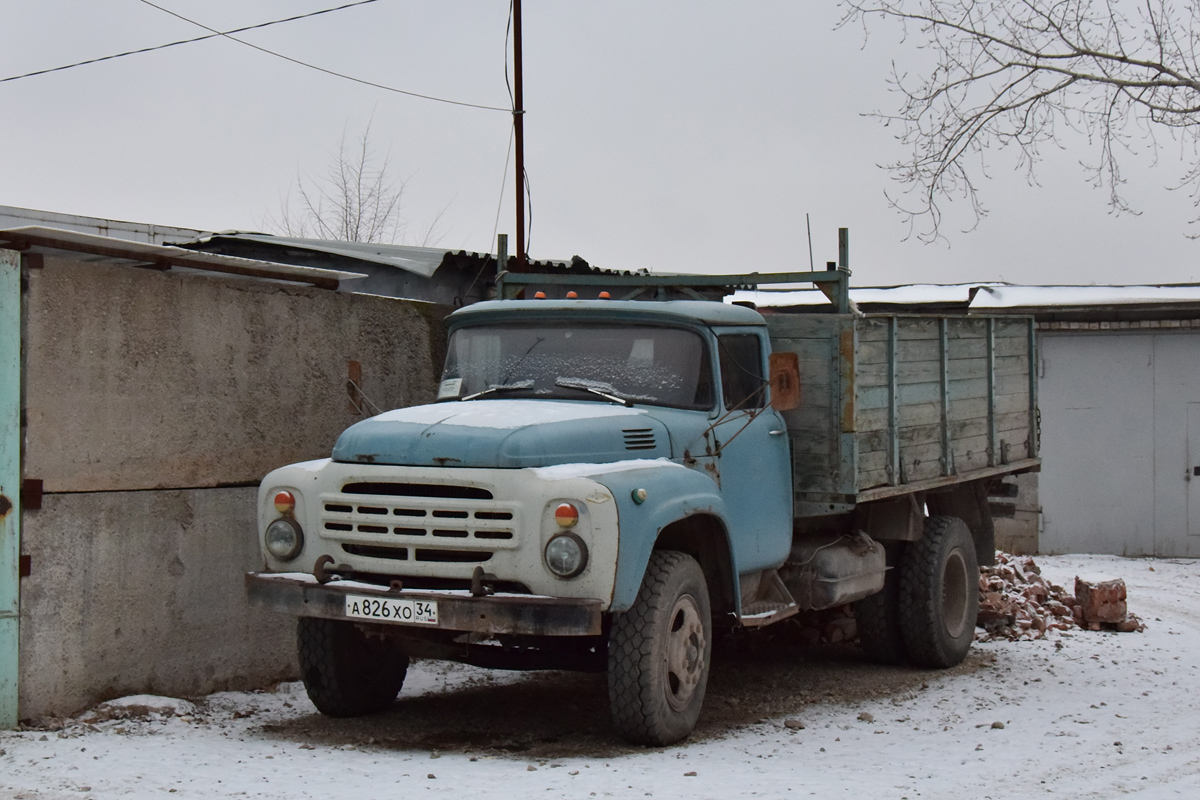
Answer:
[0,248,19,727]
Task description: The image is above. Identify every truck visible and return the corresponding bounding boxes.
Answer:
[246,252,1040,745]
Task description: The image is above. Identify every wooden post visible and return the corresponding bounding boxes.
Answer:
[512,0,526,270]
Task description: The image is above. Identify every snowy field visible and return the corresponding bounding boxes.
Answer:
[3,554,1199,800]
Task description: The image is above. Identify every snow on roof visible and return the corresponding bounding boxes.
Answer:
[971,284,1200,308]
[731,282,1200,310]
[730,283,1005,307]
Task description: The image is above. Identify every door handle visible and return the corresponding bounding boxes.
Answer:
[769,429,786,436]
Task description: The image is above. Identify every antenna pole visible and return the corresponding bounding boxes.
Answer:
[513,0,527,270]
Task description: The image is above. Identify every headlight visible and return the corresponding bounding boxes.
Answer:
[265,518,304,561]
[544,532,588,578]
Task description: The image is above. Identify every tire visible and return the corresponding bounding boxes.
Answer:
[608,551,712,746]
[853,542,908,665]
[898,516,980,668]
[297,616,409,717]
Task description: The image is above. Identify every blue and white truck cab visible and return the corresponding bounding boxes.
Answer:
[247,267,1040,745]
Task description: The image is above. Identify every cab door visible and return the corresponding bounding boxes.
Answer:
[710,330,793,570]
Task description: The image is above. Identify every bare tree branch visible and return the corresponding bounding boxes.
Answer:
[264,121,449,244]
[840,0,1200,241]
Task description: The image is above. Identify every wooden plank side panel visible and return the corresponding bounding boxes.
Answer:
[994,361,1032,397]
[793,451,839,492]
[896,318,942,340]
[900,441,947,483]
[948,376,989,402]
[951,442,993,474]
[764,315,844,340]
[778,314,1037,501]
[995,410,1031,435]
[860,392,1029,431]
[994,318,1030,339]
[858,339,945,366]
[994,335,1033,358]
[856,317,892,343]
[792,427,836,456]
[947,318,989,341]
[768,326,842,496]
[858,358,946,389]
[946,335,987,361]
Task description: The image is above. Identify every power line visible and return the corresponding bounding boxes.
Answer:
[1,0,378,84]
[134,0,511,112]
[3,0,511,113]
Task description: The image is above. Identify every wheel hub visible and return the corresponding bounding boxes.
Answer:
[664,593,706,712]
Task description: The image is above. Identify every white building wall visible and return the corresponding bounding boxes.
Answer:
[1039,330,1200,556]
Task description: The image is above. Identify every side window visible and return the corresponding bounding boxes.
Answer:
[718,334,765,410]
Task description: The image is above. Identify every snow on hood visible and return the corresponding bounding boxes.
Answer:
[332,399,670,468]
[530,458,688,480]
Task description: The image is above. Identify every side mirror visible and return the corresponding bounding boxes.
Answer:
[769,352,801,411]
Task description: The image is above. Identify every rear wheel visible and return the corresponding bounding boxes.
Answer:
[898,516,979,668]
[853,542,908,665]
[298,616,409,717]
[608,551,712,746]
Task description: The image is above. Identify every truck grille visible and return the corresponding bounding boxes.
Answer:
[319,481,518,563]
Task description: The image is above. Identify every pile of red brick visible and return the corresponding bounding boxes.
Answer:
[976,552,1145,641]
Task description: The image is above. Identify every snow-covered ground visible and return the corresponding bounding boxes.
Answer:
[3,554,1199,799]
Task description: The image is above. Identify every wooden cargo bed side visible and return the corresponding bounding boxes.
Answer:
[765,312,1039,515]
[764,315,853,508]
[852,315,1037,492]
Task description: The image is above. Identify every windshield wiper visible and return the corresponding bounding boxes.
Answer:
[555,378,633,407]
[461,380,535,401]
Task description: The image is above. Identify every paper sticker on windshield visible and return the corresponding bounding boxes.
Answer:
[437,378,463,399]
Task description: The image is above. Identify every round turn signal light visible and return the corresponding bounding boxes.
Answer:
[273,490,296,514]
[554,502,580,528]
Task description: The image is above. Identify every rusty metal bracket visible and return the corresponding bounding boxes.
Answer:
[471,566,498,597]
[20,479,41,511]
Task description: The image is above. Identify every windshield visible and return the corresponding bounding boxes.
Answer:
[438,323,714,409]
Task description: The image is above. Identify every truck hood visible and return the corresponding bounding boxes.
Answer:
[331,399,672,468]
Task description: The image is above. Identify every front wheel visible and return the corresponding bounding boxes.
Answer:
[608,551,712,746]
[297,617,409,717]
[898,516,980,668]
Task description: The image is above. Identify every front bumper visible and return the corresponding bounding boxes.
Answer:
[245,572,603,637]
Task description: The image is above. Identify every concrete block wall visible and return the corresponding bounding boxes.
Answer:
[15,254,449,719]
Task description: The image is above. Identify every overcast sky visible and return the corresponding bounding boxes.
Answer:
[3,0,1199,286]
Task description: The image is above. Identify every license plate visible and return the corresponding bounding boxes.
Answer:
[345,595,439,626]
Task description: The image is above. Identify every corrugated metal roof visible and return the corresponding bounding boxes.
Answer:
[0,227,365,291]
[174,232,470,278]
[0,204,207,247]
[174,232,580,279]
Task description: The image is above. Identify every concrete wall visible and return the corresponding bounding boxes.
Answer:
[18,488,290,717]
[24,257,448,493]
[1038,330,1200,557]
[15,252,450,719]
